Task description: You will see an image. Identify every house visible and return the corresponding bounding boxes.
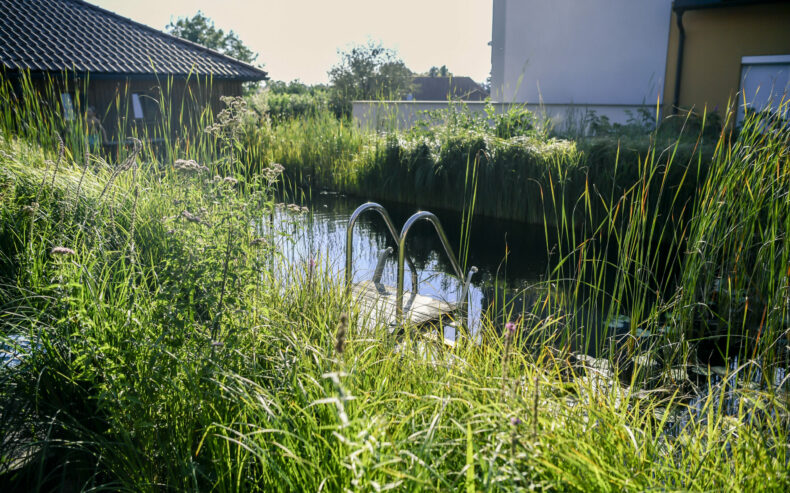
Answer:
[406,76,487,101]
[664,0,790,122]
[490,0,790,126]
[0,0,268,142]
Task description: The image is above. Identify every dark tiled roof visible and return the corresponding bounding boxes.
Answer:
[0,0,268,81]
[408,76,487,101]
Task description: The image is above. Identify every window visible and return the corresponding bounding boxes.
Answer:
[131,93,144,119]
[60,93,75,121]
[131,92,160,122]
[738,55,790,123]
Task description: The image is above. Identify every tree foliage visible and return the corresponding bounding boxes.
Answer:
[427,65,452,77]
[328,41,412,114]
[166,11,259,65]
[266,80,329,96]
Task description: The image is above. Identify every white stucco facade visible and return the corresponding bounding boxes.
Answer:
[490,0,673,123]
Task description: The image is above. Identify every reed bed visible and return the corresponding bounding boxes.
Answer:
[250,101,714,226]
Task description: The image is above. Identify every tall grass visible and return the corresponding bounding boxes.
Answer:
[534,101,790,382]
[1,73,789,490]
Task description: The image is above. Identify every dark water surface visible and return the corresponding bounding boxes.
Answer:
[273,192,554,333]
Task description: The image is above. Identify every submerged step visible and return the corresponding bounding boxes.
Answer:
[352,280,456,330]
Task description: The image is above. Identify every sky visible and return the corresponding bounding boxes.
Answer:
[88,0,493,85]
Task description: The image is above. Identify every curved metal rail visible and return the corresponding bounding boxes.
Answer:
[396,211,477,326]
[346,202,418,292]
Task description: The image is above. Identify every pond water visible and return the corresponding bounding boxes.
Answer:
[270,198,790,419]
[272,192,560,337]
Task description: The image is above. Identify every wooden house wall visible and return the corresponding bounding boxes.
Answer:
[24,74,243,141]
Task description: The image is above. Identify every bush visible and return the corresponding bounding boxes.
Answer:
[248,88,332,123]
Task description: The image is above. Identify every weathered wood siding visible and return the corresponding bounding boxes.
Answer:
[23,73,243,140]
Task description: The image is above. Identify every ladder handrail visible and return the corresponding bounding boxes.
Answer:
[346,202,418,292]
[396,211,477,326]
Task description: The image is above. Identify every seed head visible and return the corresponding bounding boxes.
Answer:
[335,312,349,355]
[22,203,38,216]
[51,246,76,256]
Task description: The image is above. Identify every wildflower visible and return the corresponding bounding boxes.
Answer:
[335,313,349,355]
[174,159,208,174]
[181,210,207,225]
[286,203,307,214]
[505,321,516,334]
[307,258,316,281]
[51,246,76,256]
[263,162,285,184]
[223,176,238,186]
[511,417,522,426]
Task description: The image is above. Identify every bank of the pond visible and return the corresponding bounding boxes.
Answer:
[262,113,714,226]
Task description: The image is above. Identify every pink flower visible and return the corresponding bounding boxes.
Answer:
[505,322,516,334]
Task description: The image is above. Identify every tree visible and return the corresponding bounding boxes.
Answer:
[166,12,258,65]
[328,40,412,114]
[427,65,452,77]
[266,79,329,96]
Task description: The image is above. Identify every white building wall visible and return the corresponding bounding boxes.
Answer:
[352,100,656,133]
[491,0,673,122]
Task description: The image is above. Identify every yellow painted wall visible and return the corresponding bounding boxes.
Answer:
[663,3,790,117]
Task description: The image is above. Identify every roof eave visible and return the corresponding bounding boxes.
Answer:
[673,0,787,12]
[2,67,268,82]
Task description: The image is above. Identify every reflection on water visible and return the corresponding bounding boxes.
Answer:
[271,193,553,333]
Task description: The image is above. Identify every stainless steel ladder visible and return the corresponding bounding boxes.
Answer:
[346,202,477,327]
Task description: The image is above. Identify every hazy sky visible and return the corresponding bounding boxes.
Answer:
[88,0,493,85]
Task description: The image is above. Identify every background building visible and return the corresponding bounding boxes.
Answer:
[490,0,672,126]
[664,0,790,122]
[490,0,790,126]
[0,0,268,143]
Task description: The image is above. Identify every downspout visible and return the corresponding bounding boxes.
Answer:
[672,9,686,114]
